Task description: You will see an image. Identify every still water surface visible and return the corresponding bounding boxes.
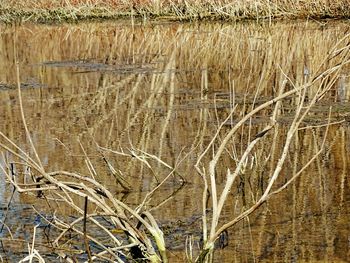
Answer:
[0,20,350,262]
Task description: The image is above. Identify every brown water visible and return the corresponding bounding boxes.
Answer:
[0,20,350,262]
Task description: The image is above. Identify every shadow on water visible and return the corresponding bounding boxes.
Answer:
[0,20,350,262]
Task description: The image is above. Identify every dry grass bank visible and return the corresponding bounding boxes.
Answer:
[1,0,350,23]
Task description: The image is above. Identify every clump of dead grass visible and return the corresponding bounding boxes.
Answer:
[1,0,350,23]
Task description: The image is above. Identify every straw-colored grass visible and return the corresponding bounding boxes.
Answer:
[2,49,348,261]
[1,21,350,261]
[1,0,350,23]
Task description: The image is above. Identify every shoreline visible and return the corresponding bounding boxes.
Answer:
[1,1,350,24]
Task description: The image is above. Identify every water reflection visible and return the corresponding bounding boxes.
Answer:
[0,20,349,261]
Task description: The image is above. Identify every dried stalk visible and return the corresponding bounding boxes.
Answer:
[195,38,350,261]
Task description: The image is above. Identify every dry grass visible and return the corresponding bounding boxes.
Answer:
[2,48,348,261]
[1,21,350,261]
[1,0,350,23]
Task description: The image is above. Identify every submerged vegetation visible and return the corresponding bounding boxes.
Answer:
[1,0,350,23]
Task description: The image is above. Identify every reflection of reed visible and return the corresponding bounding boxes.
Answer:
[0,21,350,262]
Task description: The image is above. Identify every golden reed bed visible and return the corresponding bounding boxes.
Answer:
[1,0,350,23]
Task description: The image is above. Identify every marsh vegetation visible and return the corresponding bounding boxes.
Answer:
[1,0,350,22]
[0,21,350,262]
